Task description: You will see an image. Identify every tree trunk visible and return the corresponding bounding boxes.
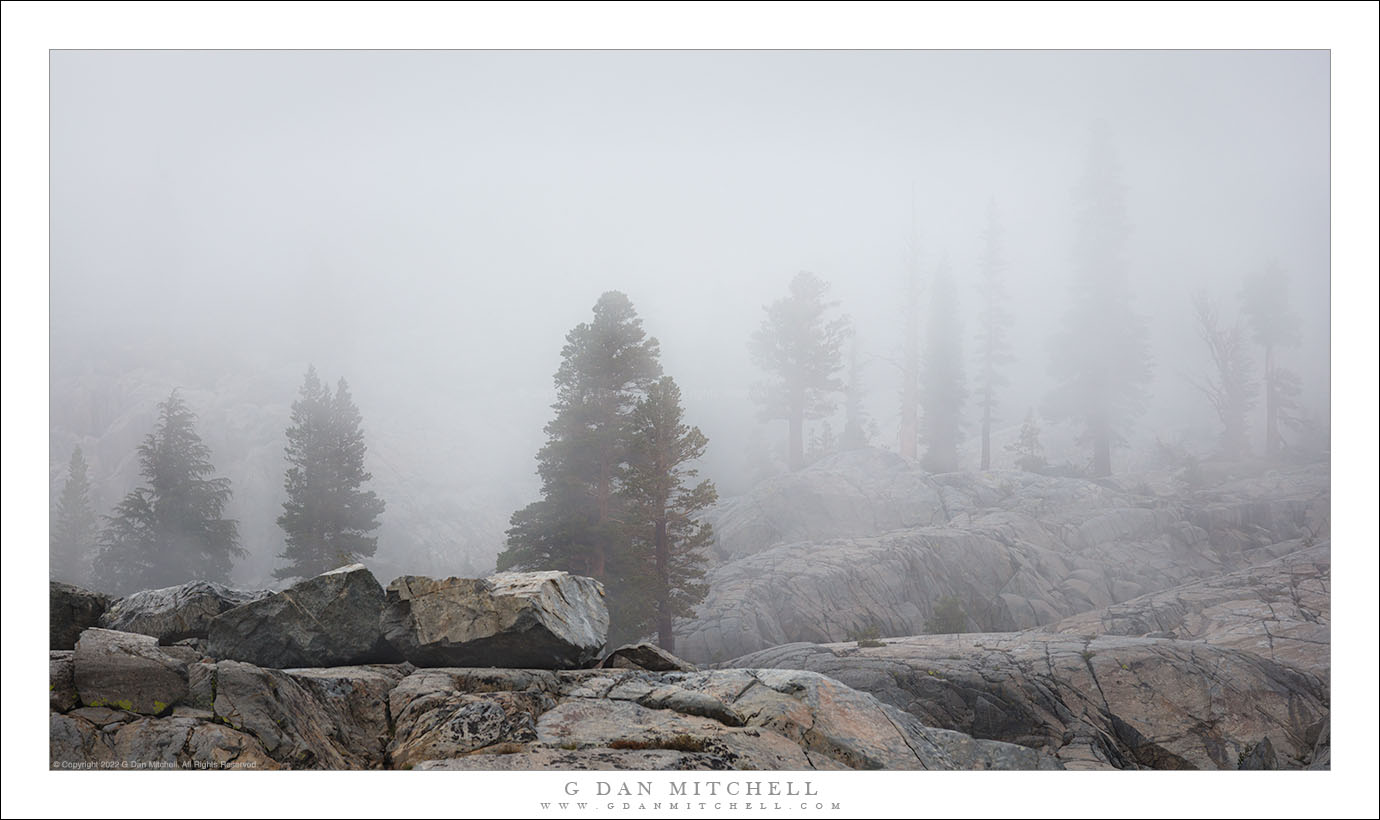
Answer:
[980,405,992,470]
[654,518,673,652]
[1092,432,1112,477]
[1263,345,1278,459]
[788,393,804,471]
[592,456,610,579]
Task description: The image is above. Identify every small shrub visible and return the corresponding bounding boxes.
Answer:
[856,639,885,649]
[923,596,968,634]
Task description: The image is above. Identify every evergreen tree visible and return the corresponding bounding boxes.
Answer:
[749,271,851,471]
[839,339,876,451]
[275,367,387,580]
[93,391,241,595]
[899,225,923,461]
[51,446,98,584]
[1239,263,1301,459]
[1006,409,1047,473]
[498,292,662,583]
[920,263,966,473]
[1190,292,1258,460]
[1046,126,1152,476]
[618,376,716,651]
[974,200,1013,470]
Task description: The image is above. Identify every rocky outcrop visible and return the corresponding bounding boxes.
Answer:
[380,572,608,669]
[50,651,79,713]
[72,628,192,715]
[1047,543,1330,675]
[598,643,697,672]
[99,581,270,644]
[207,564,398,668]
[51,582,111,650]
[51,651,1057,770]
[728,633,1328,770]
[676,454,1328,663]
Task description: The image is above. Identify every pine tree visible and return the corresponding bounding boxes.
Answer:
[93,391,242,595]
[618,376,716,651]
[1006,409,1047,473]
[975,200,1013,470]
[1190,292,1258,460]
[51,446,98,584]
[749,271,851,471]
[920,262,966,473]
[839,339,876,451]
[498,291,662,583]
[1046,126,1152,476]
[1239,263,1301,459]
[275,367,387,580]
[899,225,923,461]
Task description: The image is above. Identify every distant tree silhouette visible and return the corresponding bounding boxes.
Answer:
[921,262,966,473]
[1190,293,1258,460]
[94,391,242,595]
[275,367,387,580]
[750,271,851,471]
[1239,263,1301,459]
[51,446,98,584]
[974,200,1013,470]
[1046,126,1152,476]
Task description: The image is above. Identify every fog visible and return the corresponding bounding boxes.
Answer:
[49,50,1330,588]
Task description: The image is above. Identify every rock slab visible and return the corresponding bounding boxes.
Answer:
[380,571,608,669]
[51,582,111,650]
[207,564,398,669]
[100,581,270,644]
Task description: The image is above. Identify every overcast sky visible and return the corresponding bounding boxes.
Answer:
[49,50,1330,499]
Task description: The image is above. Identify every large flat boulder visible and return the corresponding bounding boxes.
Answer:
[207,564,398,668]
[380,571,608,669]
[1047,542,1330,675]
[51,582,111,650]
[729,632,1328,770]
[72,628,190,715]
[99,581,270,644]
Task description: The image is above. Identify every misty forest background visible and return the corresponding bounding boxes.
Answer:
[49,52,1329,641]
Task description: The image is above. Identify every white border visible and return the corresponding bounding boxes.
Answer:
[4,3,1376,818]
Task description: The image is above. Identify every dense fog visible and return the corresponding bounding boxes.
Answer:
[49,50,1330,591]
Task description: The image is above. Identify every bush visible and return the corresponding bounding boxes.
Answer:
[924,596,968,634]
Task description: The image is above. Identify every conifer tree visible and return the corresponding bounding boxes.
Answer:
[920,263,966,473]
[1239,263,1301,459]
[1190,292,1258,460]
[51,446,98,584]
[974,200,1013,470]
[93,391,241,595]
[1046,126,1152,476]
[275,367,386,580]
[498,292,662,582]
[749,271,851,471]
[618,376,716,651]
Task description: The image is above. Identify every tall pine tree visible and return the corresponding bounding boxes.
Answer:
[618,376,716,651]
[498,291,662,586]
[93,391,242,595]
[920,262,966,473]
[275,367,387,580]
[974,200,1013,470]
[1191,292,1258,460]
[1046,126,1152,476]
[749,271,851,471]
[51,446,98,584]
[1239,263,1301,459]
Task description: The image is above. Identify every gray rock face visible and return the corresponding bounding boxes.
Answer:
[1047,543,1330,675]
[51,582,111,650]
[728,633,1328,770]
[52,658,1058,770]
[599,643,697,672]
[207,564,399,668]
[677,455,1328,663]
[380,571,609,669]
[72,628,191,715]
[50,651,79,713]
[99,581,270,644]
